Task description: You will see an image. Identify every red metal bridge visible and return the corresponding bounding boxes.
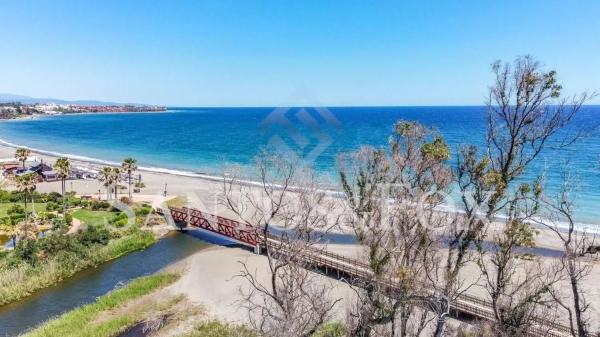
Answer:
[164,206,578,337]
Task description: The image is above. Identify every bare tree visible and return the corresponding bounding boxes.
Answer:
[477,179,561,336]
[222,151,341,337]
[339,121,453,337]
[445,56,591,320]
[536,171,596,337]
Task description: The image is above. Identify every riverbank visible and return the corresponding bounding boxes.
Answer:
[22,273,182,337]
[0,228,156,307]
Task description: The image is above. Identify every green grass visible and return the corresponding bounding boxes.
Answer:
[182,321,344,337]
[312,323,346,337]
[71,209,118,226]
[24,273,179,337]
[183,320,256,337]
[0,202,47,217]
[0,229,156,306]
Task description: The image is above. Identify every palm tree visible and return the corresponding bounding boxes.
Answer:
[15,172,38,237]
[121,158,137,200]
[111,167,122,200]
[98,166,114,200]
[15,148,31,168]
[54,157,71,209]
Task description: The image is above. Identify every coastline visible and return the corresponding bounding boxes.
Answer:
[1,135,598,239]
[1,137,598,246]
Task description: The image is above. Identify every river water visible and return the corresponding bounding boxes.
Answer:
[0,232,211,337]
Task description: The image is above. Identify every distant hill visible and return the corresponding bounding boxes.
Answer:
[0,93,149,106]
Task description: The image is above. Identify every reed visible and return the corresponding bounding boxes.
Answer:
[0,229,156,306]
[23,273,179,337]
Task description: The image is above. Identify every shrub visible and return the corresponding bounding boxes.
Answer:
[46,192,63,203]
[52,217,68,231]
[135,206,151,217]
[120,196,132,205]
[6,204,24,216]
[88,200,111,211]
[68,197,82,207]
[14,239,39,264]
[46,201,59,212]
[38,233,84,256]
[77,225,110,246]
[112,218,128,228]
[312,323,346,337]
[64,212,73,226]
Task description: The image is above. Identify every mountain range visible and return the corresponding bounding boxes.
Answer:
[0,93,147,106]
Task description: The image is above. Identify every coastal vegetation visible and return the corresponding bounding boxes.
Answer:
[0,153,158,306]
[22,270,346,337]
[0,224,155,306]
[23,273,179,337]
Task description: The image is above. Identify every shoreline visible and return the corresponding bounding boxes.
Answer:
[1,138,599,237]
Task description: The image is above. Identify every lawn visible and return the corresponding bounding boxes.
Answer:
[71,209,118,226]
[0,203,47,217]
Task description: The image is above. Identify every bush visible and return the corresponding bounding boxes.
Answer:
[67,197,82,207]
[88,200,111,211]
[6,204,24,216]
[14,239,38,264]
[46,201,59,212]
[120,196,132,205]
[64,212,73,226]
[112,218,128,228]
[52,217,68,231]
[38,233,84,256]
[46,192,63,203]
[312,323,346,337]
[135,206,151,217]
[77,225,110,246]
[109,212,129,228]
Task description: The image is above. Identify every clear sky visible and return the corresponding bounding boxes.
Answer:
[1,0,599,106]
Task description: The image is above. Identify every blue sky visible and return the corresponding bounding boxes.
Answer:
[1,1,599,106]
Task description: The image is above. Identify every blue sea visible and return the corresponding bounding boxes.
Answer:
[1,106,599,224]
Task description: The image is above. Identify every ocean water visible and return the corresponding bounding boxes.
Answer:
[0,106,599,224]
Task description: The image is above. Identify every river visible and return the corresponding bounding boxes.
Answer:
[0,231,211,337]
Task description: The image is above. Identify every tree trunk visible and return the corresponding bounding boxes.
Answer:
[570,273,587,337]
[128,171,132,199]
[61,178,66,210]
[32,194,36,217]
[432,317,447,337]
[23,191,28,239]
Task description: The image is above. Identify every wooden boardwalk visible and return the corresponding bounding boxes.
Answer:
[164,206,578,337]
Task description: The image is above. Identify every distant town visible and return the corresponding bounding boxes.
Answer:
[0,102,167,119]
